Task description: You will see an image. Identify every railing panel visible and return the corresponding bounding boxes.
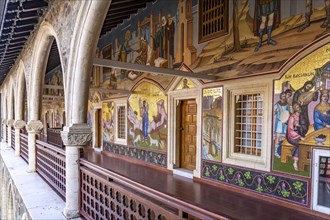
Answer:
[36,140,66,200]
[80,166,180,220]
[11,129,15,150]
[47,128,64,148]
[80,160,220,220]
[20,133,28,163]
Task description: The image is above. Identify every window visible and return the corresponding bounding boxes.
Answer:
[115,100,127,145]
[234,93,262,156]
[199,0,228,43]
[224,84,271,171]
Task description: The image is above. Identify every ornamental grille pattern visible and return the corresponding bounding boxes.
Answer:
[19,134,28,163]
[80,167,178,220]
[36,142,66,199]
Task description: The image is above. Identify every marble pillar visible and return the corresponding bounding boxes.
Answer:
[26,120,43,172]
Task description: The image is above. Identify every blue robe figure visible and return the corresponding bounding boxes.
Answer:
[139,98,149,140]
[313,90,330,130]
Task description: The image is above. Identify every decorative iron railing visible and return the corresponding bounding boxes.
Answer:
[36,139,66,200]
[20,133,28,163]
[11,128,15,150]
[80,160,220,220]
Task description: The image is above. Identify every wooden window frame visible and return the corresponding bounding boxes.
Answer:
[114,100,127,145]
[223,83,271,171]
[198,0,229,43]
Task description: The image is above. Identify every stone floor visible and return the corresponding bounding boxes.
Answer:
[0,142,80,220]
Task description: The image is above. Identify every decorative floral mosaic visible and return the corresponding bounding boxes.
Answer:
[103,142,166,167]
[202,160,308,206]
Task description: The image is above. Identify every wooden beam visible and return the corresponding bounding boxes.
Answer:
[43,84,63,89]
[90,87,131,95]
[43,95,64,100]
[93,58,217,80]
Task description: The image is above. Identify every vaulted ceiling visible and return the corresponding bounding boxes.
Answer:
[0,0,154,85]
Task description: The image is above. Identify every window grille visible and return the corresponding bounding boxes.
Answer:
[199,0,228,43]
[117,106,126,139]
[234,93,262,156]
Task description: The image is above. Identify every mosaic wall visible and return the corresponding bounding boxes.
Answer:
[102,101,115,143]
[103,142,166,167]
[202,160,308,206]
[98,0,329,82]
[127,81,167,152]
[273,44,330,177]
[202,87,223,161]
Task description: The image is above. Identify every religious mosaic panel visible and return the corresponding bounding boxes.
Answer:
[98,0,329,83]
[87,101,92,129]
[202,87,223,161]
[102,101,115,143]
[128,82,167,151]
[273,44,330,177]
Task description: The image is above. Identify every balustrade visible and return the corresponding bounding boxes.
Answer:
[19,133,28,163]
[36,139,66,199]
[47,128,64,148]
[80,160,215,220]
[11,128,15,150]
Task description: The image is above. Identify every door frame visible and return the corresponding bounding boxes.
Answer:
[92,102,102,149]
[312,148,330,214]
[167,78,202,177]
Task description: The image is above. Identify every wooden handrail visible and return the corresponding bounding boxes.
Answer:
[80,159,226,220]
[36,140,66,200]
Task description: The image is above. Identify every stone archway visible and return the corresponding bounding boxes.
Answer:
[61,0,111,218]
[14,60,28,156]
[27,22,65,172]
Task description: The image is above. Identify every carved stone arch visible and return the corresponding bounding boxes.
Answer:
[277,34,330,79]
[16,60,28,121]
[66,0,111,125]
[7,180,15,220]
[29,21,65,121]
[7,77,16,120]
[1,167,7,220]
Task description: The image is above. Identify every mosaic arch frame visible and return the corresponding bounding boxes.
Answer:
[272,43,330,178]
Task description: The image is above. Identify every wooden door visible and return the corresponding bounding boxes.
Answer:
[98,109,102,147]
[180,99,197,170]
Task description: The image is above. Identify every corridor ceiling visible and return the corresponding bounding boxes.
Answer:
[0,0,154,86]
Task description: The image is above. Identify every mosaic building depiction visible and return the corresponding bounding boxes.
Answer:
[0,0,329,219]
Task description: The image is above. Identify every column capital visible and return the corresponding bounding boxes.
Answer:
[14,120,26,129]
[2,118,6,125]
[61,124,92,146]
[26,120,43,133]
[7,119,15,127]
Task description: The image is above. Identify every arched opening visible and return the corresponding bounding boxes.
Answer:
[1,169,6,220]
[42,39,65,146]
[7,184,14,220]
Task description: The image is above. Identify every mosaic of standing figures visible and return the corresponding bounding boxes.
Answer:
[102,101,115,143]
[128,82,167,151]
[273,44,330,177]
[98,0,330,84]
[202,87,223,161]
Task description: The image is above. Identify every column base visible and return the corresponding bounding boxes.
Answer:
[63,208,80,219]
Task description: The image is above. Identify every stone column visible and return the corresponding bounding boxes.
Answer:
[2,119,6,142]
[7,119,14,147]
[61,124,92,218]
[14,120,26,156]
[26,120,43,172]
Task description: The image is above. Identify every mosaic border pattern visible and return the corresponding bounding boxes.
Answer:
[202,160,308,206]
[103,142,167,167]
